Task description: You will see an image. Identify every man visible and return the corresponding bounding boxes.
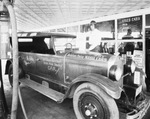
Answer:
[122,28,134,39]
[87,20,102,52]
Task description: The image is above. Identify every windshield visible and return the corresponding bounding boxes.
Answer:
[54,37,76,51]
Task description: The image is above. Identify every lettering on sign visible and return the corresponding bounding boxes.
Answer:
[119,16,141,24]
[43,60,62,74]
[24,55,35,65]
[67,53,108,62]
[43,58,62,63]
[26,55,35,62]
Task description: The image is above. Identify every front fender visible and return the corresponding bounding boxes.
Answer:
[71,73,122,99]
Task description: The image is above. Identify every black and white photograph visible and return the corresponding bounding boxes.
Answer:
[1,0,150,119]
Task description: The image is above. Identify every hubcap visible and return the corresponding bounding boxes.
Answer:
[84,103,97,118]
[85,109,91,116]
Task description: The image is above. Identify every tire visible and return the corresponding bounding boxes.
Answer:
[8,64,24,87]
[73,83,119,119]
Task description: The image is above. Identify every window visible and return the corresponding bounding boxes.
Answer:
[146,14,150,26]
[96,20,115,40]
[117,15,142,40]
[54,37,76,51]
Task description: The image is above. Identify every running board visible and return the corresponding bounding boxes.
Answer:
[19,78,65,103]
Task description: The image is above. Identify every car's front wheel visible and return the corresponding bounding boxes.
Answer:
[73,83,119,119]
[8,64,24,87]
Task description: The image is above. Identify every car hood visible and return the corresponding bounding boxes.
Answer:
[66,51,124,76]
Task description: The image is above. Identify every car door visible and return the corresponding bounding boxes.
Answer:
[36,54,64,84]
[19,52,37,77]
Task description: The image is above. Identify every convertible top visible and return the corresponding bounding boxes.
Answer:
[15,32,76,38]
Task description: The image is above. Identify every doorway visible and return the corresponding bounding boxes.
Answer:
[145,28,150,91]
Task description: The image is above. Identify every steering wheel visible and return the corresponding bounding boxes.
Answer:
[65,43,73,50]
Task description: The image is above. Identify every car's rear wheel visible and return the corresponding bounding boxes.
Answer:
[73,83,119,119]
[8,64,24,87]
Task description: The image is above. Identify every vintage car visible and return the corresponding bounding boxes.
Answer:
[5,32,150,119]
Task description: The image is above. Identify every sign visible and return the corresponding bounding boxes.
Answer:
[133,50,143,68]
[117,15,142,39]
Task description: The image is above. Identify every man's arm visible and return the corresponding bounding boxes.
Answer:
[88,43,98,51]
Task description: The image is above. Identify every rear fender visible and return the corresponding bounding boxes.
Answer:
[5,60,12,74]
[70,73,122,99]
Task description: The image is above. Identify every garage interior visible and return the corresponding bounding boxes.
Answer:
[1,0,150,119]
[9,0,150,31]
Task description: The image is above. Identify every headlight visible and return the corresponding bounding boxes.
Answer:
[125,59,136,73]
[109,65,123,81]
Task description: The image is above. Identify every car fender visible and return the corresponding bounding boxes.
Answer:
[70,73,122,99]
[5,59,23,75]
[5,59,12,74]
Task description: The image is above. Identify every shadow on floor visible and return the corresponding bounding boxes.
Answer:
[2,75,150,119]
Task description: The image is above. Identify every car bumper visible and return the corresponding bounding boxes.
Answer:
[122,97,150,119]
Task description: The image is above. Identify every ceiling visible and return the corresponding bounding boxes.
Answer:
[13,0,150,31]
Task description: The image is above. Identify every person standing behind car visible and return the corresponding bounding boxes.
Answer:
[87,20,102,52]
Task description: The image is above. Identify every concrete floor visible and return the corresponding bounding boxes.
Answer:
[2,75,150,119]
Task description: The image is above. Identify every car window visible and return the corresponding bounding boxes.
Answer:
[18,38,33,42]
[44,38,50,49]
[18,38,33,52]
[18,37,55,54]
